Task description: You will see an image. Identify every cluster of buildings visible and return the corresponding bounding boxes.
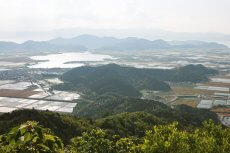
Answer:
[197,92,230,127]
[197,99,230,109]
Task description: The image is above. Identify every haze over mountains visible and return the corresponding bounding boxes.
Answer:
[0,34,228,52]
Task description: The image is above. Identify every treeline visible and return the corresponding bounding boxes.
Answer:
[1,120,230,153]
[0,92,223,152]
[66,120,230,153]
[0,95,219,144]
[54,64,218,97]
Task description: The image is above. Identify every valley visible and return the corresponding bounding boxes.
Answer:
[0,45,230,127]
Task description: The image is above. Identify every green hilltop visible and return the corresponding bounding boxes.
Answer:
[54,64,217,97]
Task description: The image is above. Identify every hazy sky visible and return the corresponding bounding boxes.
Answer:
[0,0,230,42]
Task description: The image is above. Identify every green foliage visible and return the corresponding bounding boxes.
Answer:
[0,121,64,153]
[0,102,220,148]
[115,137,136,153]
[65,129,137,153]
[95,112,166,137]
[139,122,191,153]
[0,109,92,144]
[174,105,220,127]
[138,120,230,153]
[0,118,229,153]
[192,120,230,153]
[66,120,230,153]
[66,129,114,153]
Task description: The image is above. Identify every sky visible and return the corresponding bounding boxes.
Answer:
[0,0,230,43]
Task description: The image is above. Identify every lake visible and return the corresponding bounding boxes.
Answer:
[29,52,116,68]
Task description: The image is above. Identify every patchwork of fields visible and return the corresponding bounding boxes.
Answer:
[0,97,77,114]
[0,79,79,114]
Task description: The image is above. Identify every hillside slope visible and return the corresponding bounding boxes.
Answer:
[56,64,217,97]
[0,102,219,145]
[73,95,219,127]
[0,109,92,144]
[57,64,171,97]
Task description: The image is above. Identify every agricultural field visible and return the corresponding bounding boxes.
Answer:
[0,78,80,114]
[0,89,39,98]
[0,97,77,114]
[172,98,198,108]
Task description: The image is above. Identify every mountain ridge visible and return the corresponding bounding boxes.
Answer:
[0,34,228,52]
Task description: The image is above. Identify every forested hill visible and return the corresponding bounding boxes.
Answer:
[143,64,218,82]
[73,95,219,127]
[56,64,218,97]
[58,64,171,97]
[0,97,219,144]
[0,96,224,152]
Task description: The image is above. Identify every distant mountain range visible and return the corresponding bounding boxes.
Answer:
[0,34,228,52]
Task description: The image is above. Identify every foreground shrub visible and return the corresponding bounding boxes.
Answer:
[0,121,64,153]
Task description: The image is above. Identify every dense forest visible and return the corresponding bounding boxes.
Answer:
[0,109,229,153]
[54,64,217,97]
[72,95,219,127]
[0,94,220,144]
[0,88,226,152]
